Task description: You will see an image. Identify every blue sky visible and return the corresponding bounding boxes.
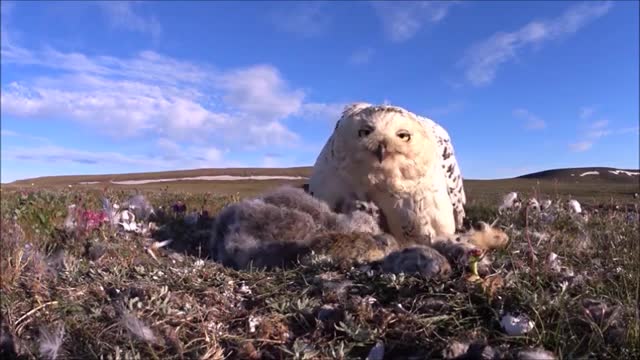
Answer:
[1,0,638,183]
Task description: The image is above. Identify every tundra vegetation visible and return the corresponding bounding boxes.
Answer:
[0,176,638,359]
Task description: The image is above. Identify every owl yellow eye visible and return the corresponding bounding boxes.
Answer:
[397,130,411,142]
[358,128,372,137]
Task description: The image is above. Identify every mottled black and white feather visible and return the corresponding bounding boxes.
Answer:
[416,114,467,230]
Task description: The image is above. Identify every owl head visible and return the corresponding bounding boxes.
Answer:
[332,102,439,184]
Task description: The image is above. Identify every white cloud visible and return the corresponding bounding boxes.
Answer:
[247,121,301,148]
[271,1,331,37]
[460,1,613,86]
[217,65,305,121]
[0,77,229,139]
[155,138,182,160]
[261,155,281,168]
[426,101,465,118]
[0,128,51,143]
[584,119,611,138]
[586,129,612,139]
[297,102,346,123]
[348,48,375,65]
[2,47,212,87]
[618,126,640,135]
[96,1,162,40]
[1,129,19,137]
[568,118,636,152]
[589,119,609,129]
[569,141,593,152]
[513,108,546,130]
[3,144,170,168]
[2,141,231,171]
[579,106,596,119]
[372,1,458,42]
[0,41,341,149]
[258,154,308,168]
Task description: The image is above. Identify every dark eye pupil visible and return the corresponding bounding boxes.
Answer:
[358,129,371,137]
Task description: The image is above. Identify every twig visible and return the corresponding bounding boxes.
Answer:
[15,301,59,334]
[15,301,59,326]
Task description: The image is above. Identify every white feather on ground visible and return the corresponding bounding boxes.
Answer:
[121,312,159,345]
[38,322,65,360]
[568,199,582,214]
[499,192,520,213]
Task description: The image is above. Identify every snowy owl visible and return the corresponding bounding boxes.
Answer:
[308,102,466,247]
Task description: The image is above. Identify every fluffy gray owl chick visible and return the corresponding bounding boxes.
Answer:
[209,186,386,270]
[260,186,381,234]
[260,185,335,224]
[381,245,452,278]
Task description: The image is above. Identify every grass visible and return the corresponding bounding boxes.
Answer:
[1,182,639,359]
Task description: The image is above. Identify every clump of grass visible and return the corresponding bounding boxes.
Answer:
[0,188,638,359]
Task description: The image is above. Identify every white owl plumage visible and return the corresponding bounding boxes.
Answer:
[308,102,466,247]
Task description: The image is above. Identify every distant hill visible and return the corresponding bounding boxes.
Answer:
[8,166,314,186]
[7,166,640,187]
[4,165,638,203]
[517,167,640,184]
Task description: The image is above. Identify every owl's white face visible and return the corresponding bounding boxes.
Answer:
[334,105,438,184]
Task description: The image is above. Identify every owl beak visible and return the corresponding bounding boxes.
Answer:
[375,144,386,163]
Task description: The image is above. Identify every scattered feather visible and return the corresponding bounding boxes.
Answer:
[568,199,582,214]
[38,322,65,360]
[248,315,261,333]
[500,313,534,336]
[517,348,557,360]
[151,239,173,250]
[63,204,77,230]
[125,194,155,220]
[121,312,159,345]
[499,192,520,213]
[442,340,470,359]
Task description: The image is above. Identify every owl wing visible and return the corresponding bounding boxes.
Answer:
[308,126,349,212]
[417,115,467,230]
[308,103,373,211]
